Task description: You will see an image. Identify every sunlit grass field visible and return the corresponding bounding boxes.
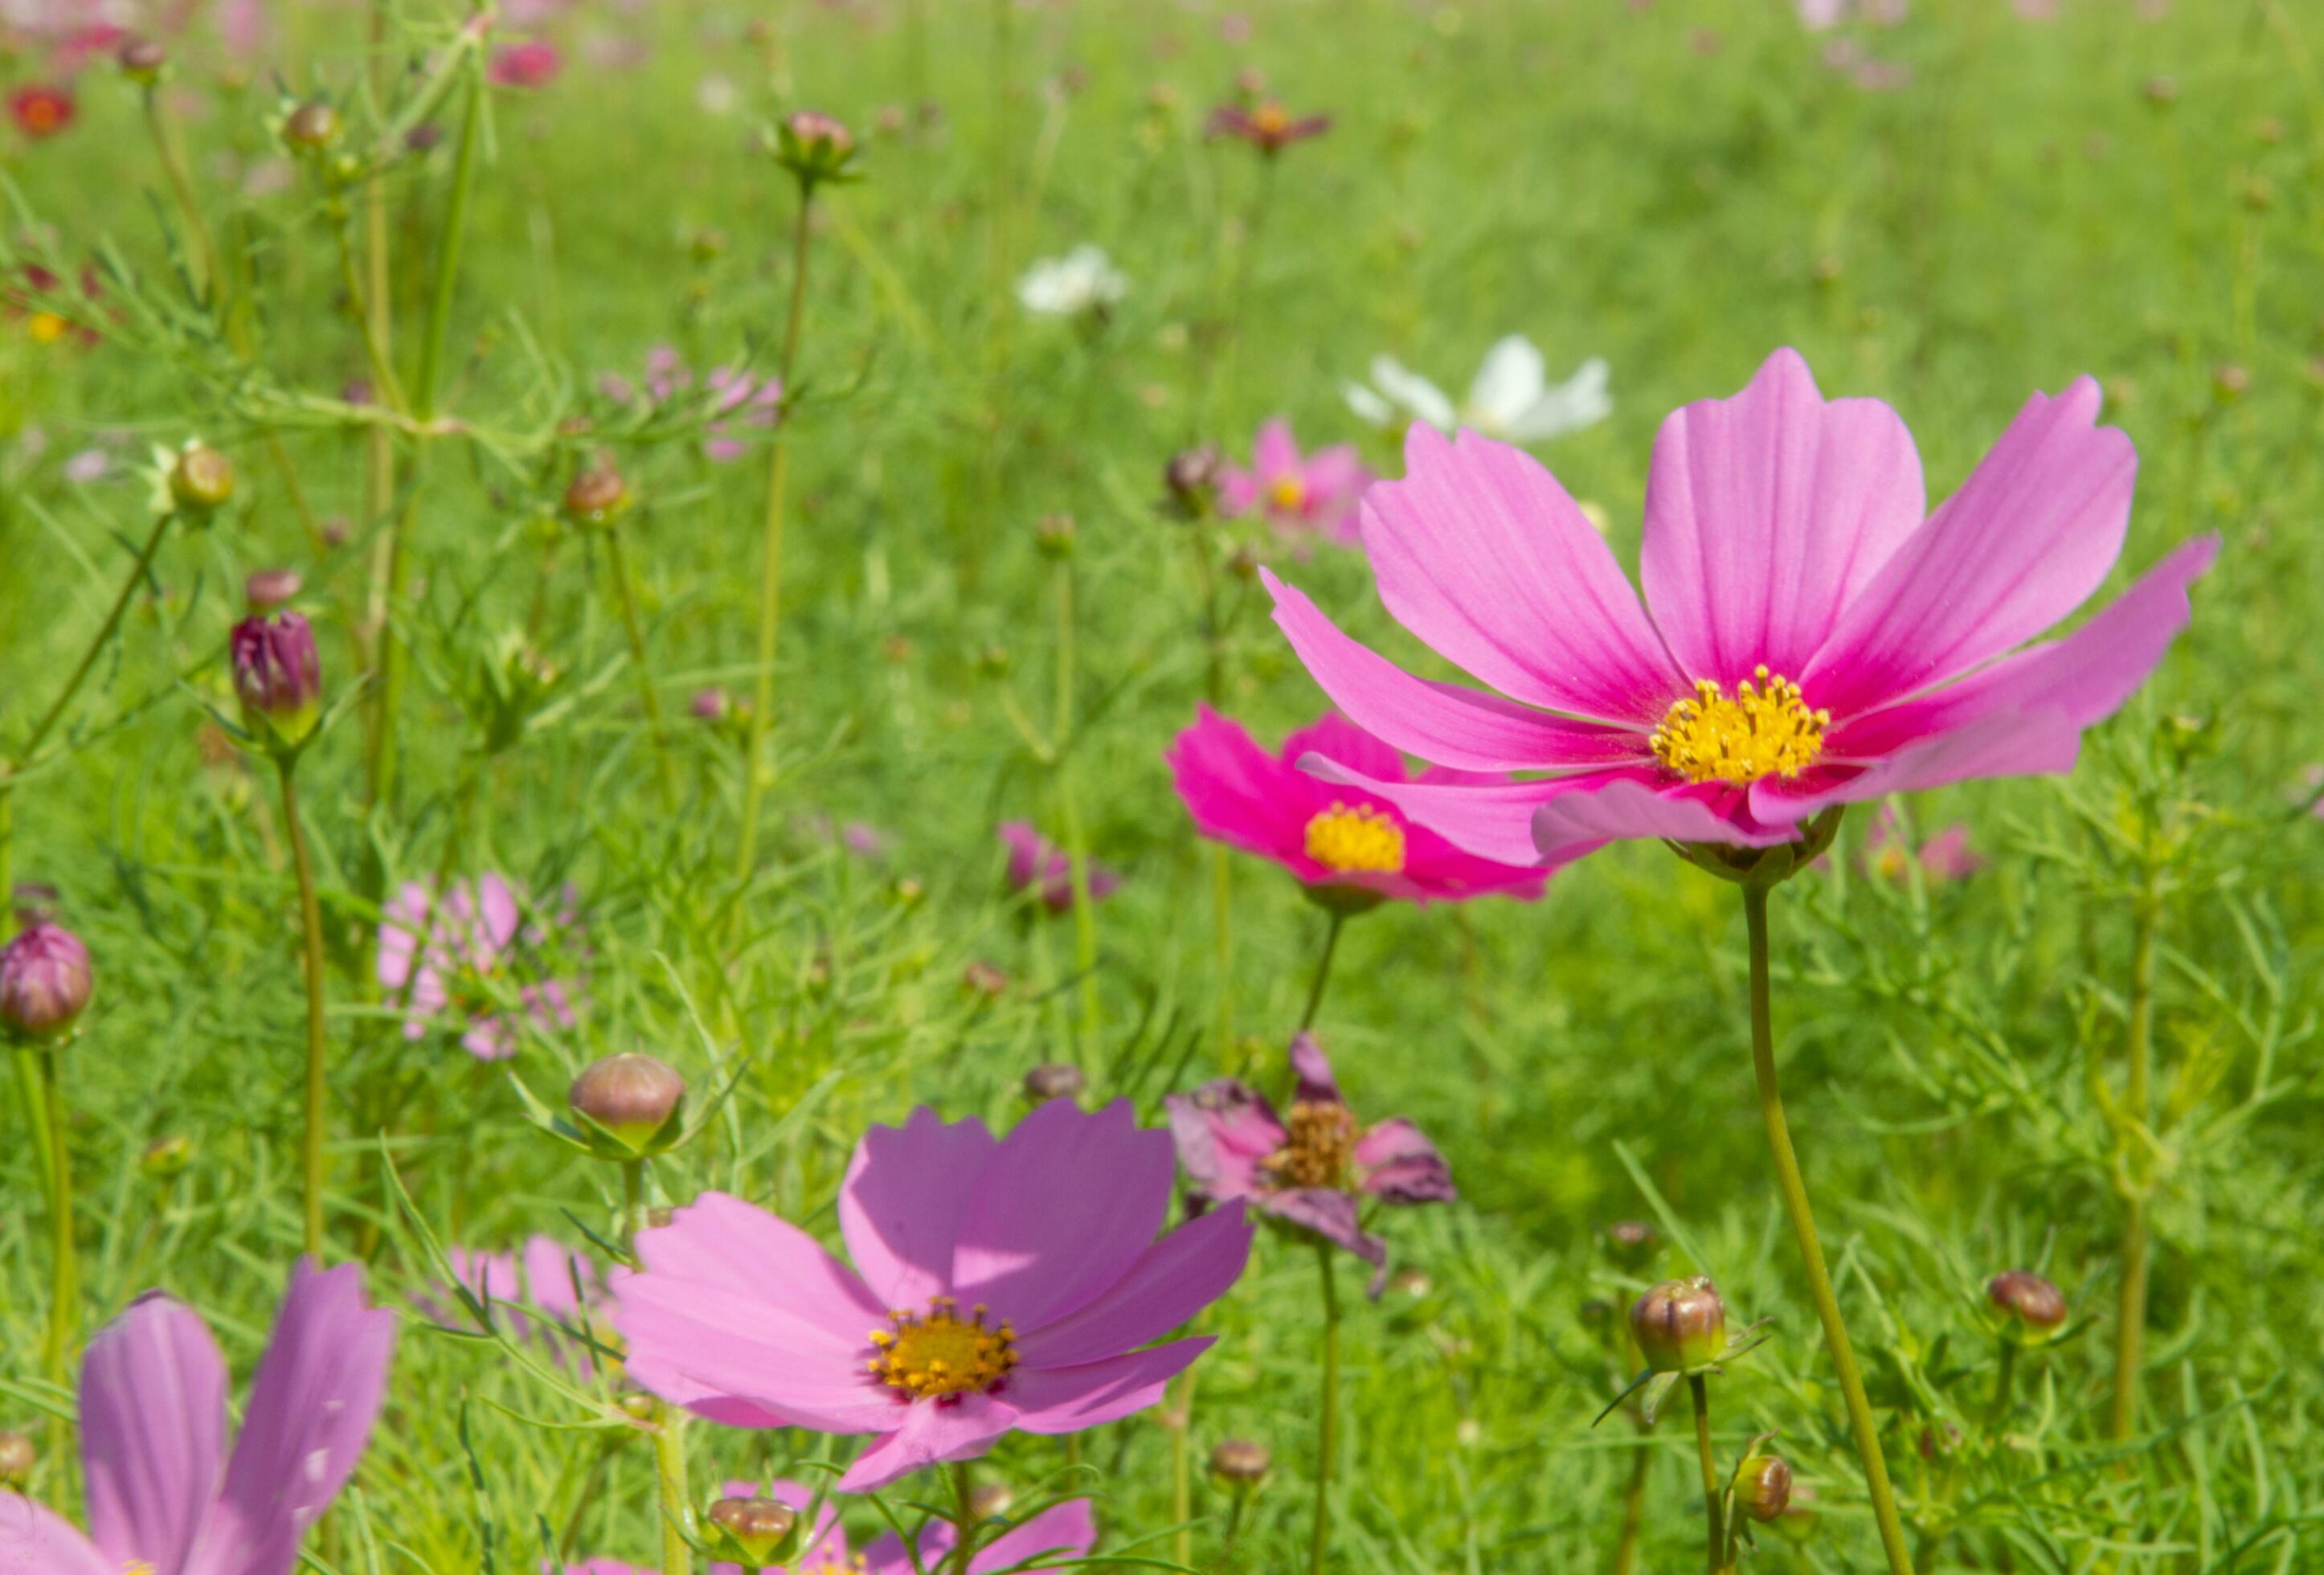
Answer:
[4,0,2322,1570]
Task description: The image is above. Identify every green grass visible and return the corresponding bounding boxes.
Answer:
[4,0,2323,1570]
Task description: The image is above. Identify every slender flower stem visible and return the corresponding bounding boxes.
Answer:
[37,1045,76,1389]
[1168,1364,1201,1569]
[605,526,680,809]
[1051,556,1101,1045]
[1309,1239,1341,1575]
[1298,909,1346,1033]
[1741,884,1912,1575]
[1990,1340,2019,1438]
[2109,886,2161,1445]
[734,186,819,892]
[653,1402,693,1575]
[1608,1446,1651,1575]
[1220,1479,1252,1565]
[622,1158,647,1244]
[279,763,330,1259]
[1688,1375,1723,1575]
[20,510,176,767]
[141,84,224,309]
[948,1460,979,1575]
[414,58,487,422]
[1189,522,1234,1055]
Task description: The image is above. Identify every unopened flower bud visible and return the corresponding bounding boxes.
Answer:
[245,567,302,612]
[690,688,730,722]
[568,1053,686,1154]
[775,109,858,186]
[1035,512,1076,558]
[404,121,444,153]
[1602,1219,1659,1271]
[968,1482,1015,1520]
[117,36,167,81]
[706,1496,800,1565]
[0,922,94,1041]
[1209,1438,1270,1484]
[1986,1270,2066,1341]
[1022,1062,1083,1102]
[1630,1276,1726,1373]
[617,1391,657,1421]
[1738,1454,1793,1523]
[975,644,1012,678]
[141,1135,194,1180]
[962,959,1009,998]
[231,612,323,747]
[0,1429,31,1487]
[282,98,342,150]
[1164,445,1222,514]
[2213,363,2250,403]
[170,443,234,513]
[563,464,630,526]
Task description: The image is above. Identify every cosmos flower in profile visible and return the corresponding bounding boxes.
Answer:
[1218,419,1373,546]
[1017,245,1129,319]
[997,821,1119,914]
[378,873,582,1059]
[1207,98,1330,153]
[1269,348,2216,871]
[1345,335,1610,445]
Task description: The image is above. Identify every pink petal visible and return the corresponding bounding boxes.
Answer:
[1803,377,2137,719]
[1639,348,1925,685]
[1217,467,1261,518]
[1297,755,1602,867]
[840,1107,1001,1310]
[1261,1189,1384,1266]
[1354,1119,1455,1202]
[1749,709,2084,825]
[1279,710,1406,785]
[474,873,523,953]
[1528,771,1797,865]
[1393,819,1552,902]
[1358,424,1685,724]
[522,1236,591,1321]
[1250,416,1300,479]
[0,1495,112,1575]
[835,1395,1018,1493]
[80,1293,228,1575]
[1264,570,1648,772]
[1165,708,1319,869]
[1016,1204,1252,1368]
[1164,1081,1284,1199]
[968,1499,1097,1573]
[951,1098,1171,1329]
[1008,1338,1213,1434]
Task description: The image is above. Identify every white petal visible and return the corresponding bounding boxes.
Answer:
[1464,334,1548,429]
[1369,358,1458,431]
[1503,356,1614,442]
[1342,380,1396,426]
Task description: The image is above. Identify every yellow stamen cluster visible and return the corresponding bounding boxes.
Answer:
[1267,473,1307,513]
[1261,1101,1359,1190]
[800,1552,869,1575]
[865,1295,1017,1401]
[28,313,68,345]
[1649,666,1829,786]
[1252,102,1291,137]
[1303,803,1406,874]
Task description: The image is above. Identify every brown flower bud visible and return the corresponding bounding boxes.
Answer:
[1209,1438,1270,1483]
[568,1053,686,1152]
[1986,1270,2066,1340]
[117,36,168,80]
[1022,1062,1084,1103]
[563,464,630,526]
[962,959,1009,998]
[0,1429,31,1487]
[1738,1454,1793,1523]
[282,98,342,150]
[245,567,303,612]
[968,1482,1015,1520]
[1602,1219,1659,1271]
[1630,1276,1726,1372]
[706,1496,799,1565]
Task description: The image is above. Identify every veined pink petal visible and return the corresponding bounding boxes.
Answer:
[1640,348,1925,685]
[80,1293,227,1575]
[836,1395,1017,1494]
[840,1108,1000,1310]
[1017,1203,1252,1368]
[1165,710,1318,870]
[0,1495,113,1575]
[1528,772,1794,865]
[1279,710,1407,786]
[1009,1338,1213,1434]
[613,1275,894,1432]
[1251,416,1299,480]
[634,1192,888,1344]
[1264,570,1647,772]
[1360,424,1684,724]
[1804,376,2136,718]
[1353,1119,1455,1203]
[1298,755,1598,867]
[883,1498,1097,1575]
[1749,709,2085,825]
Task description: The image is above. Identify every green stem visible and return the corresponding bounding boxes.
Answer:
[948,1460,979,1575]
[19,510,176,767]
[2109,890,2160,1445]
[653,1401,693,1575]
[1990,1340,2019,1438]
[1688,1375,1723,1575]
[605,526,679,810]
[1052,557,1100,1045]
[623,1158,647,1244]
[38,1046,77,1391]
[734,185,819,892]
[1741,884,1912,1574]
[1170,1365,1198,1570]
[280,763,329,1260]
[142,84,224,308]
[1309,1239,1340,1575]
[1298,909,1345,1033]
[1608,1446,1651,1575]
[414,55,486,421]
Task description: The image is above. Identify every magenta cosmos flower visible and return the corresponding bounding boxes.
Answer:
[1168,1033,1450,1294]
[569,1480,1092,1575]
[612,1098,1254,1493]
[378,873,579,1059]
[1220,419,1373,546]
[1263,349,2218,869]
[1166,706,1545,906]
[0,1258,394,1575]
[997,821,1120,914]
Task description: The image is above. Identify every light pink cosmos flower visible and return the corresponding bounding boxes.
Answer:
[1263,349,2219,872]
[378,873,581,1060]
[1167,1033,1450,1295]
[599,346,782,461]
[1861,805,1981,883]
[419,1235,607,1367]
[0,1258,394,1575]
[1219,418,1373,546]
[997,821,1120,914]
[611,1098,1254,1494]
[1166,706,1546,906]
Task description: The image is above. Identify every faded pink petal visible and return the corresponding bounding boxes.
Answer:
[80,1294,227,1575]
[836,1394,1019,1493]
[1016,1203,1252,1368]
[841,1107,1000,1309]
[1008,1338,1213,1434]
[876,1495,1097,1575]
[0,1495,109,1575]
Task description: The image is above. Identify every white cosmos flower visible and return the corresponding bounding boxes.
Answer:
[1342,335,1611,444]
[1017,245,1130,317]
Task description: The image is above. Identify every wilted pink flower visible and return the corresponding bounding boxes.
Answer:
[1207,99,1329,153]
[1861,806,1980,883]
[612,1098,1253,1492]
[488,39,562,88]
[0,920,93,1039]
[1168,1033,1450,1294]
[1264,349,2218,872]
[998,821,1119,914]
[1219,419,1373,546]
[8,84,76,139]
[378,873,580,1060]
[0,1258,393,1574]
[1167,706,1545,907]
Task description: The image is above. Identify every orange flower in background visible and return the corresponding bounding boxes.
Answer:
[8,84,76,140]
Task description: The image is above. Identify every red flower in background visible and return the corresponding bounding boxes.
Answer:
[489,39,563,88]
[9,84,76,139]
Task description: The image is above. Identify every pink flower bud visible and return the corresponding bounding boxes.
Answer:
[245,567,302,612]
[232,611,322,744]
[0,922,94,1040]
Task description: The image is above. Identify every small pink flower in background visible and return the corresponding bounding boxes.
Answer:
[0,1258,393,1574]
[612,1098,1253,1492]
[1861,806,1981,883]
[998,821,1119,914]
[420,1235,607,1366]
[1207,98,1330,153]
[378,873,581,1060]
[1219,419,1373,546]
[1167,706,1547,907]
[8,83,76,139]
[63,447,108,482]
[1168,1033,1451,1295]
[488,39,563,88]
[601,346,780,461]
[1265,349,2218,873]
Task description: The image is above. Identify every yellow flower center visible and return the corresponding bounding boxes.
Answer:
[1267,473,1307,513]
[865,1296,1017,1401]
[1303,803,1405,873]
[1260,1101,1357,1189]
[1648,666,1829,786]
[1253,102,1291,137]
[29,312,68,344]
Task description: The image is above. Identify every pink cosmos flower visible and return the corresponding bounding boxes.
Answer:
[1861,805,1981,884]
[378,873,581,1060]
[420,1235,607,1367]
[8,83,76,139]
[600,346,781,461]
[1219,419,1373,546]
[1166,706,1546,906]
[0,1258,394,1575]
[488,39,563,88]
[1168,1033,1450,1294]
[611,1098,1254,1493]
[997,821,1120,914]
[1263,349,2219,872]
[568,1480,1093,1575]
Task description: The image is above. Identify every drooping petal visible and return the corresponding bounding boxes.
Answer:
[1527,771,1797,865]
[0,1494,114,1575]
[1354,1119,1456,1203]
[1465,335,1549,430]
[1298,755,1606,868]
[1263,570,1648,772]
[1286,1033,1344,1106]
[1639,348,1926,685]
[1260,1189,1385,1267]
[1164,1080,1286,1201]
[840,1108,1001,1310]
[1358,426,1686,725]
[1008,1339,1213,1434]
[80,1292,228,1575]
[1803,376,2137,718]
[951,1098,1171,1329]
[1016,1204,1252,1368]
[835,1395,1017,1494]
